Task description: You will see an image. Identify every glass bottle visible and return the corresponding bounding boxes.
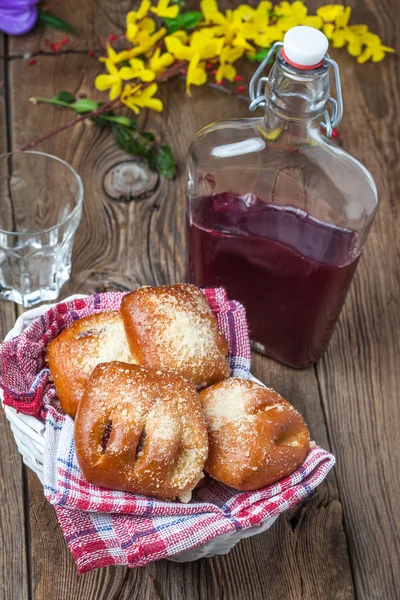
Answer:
[186,26,378,368]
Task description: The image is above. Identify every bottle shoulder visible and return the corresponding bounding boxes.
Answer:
[189,120,377,214]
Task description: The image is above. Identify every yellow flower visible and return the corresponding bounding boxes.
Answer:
[126,0,152,40]
[119,58,155,82]
[166,29,224,61]
[99,32,165,65]
[221,45,244,63]
[149,48,174,75]
[190,30,225,59]
[254,25,283,47]
[122,83,163,113]
[252,1,273,21]
[330,6,351,47]
[357,33,395,63]
[150,0,179,19]
[126,17,157,44]
[215,45,243,82]
[234,2,272,22]
[237,2,282,47]
[186,53,207,95]
[99,43,123,64]
[215,63,236,82]
[95,60,123,100]
[275,1,322,32]
[171,30,188,43]
[126,0,151,24]
[128,27,167,58]
[165,35,194,60]
[200,0,225,25]
[201,0,254,50]
[316,5,345,22]
[322,23,335,39]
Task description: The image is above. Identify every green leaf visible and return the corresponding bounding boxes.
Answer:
[54,90,75,103]
[247,47,278,64]
[155,145,176,180]
[38,10,78,35]
[102,115,133,127]
[71,99,99,113]
[164,11,203,33]
[111,125,175,179]
[112,124,138,154]
[142,131,156,142]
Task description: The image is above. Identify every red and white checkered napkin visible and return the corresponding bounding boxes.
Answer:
[0,288,335,573]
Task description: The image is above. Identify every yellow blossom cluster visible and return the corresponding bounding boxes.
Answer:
[94,0,395,114]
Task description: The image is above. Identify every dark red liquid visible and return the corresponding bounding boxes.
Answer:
[187,192,360,367]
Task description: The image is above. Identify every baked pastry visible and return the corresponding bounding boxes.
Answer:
[74,361,208,501]
[200,378,310,491]
[47,311,136,418]
[120,284,230,388]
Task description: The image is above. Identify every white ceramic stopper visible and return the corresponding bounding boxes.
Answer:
[283,26,329,67]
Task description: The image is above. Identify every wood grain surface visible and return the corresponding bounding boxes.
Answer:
[0,1,399,599]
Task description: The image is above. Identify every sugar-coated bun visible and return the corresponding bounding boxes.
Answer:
[120,284,230,388]
[47,311,136,418]
[200,378,310,491]
[74,361,208,501]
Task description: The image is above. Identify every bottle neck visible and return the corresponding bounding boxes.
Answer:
[264,51,331,137]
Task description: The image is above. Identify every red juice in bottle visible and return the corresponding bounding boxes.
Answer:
[186,27,378,367]
[187,192,360,367]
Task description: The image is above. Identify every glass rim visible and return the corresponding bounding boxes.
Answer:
[0,151,84,236]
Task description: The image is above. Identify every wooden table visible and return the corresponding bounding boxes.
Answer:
[1,1,399,598]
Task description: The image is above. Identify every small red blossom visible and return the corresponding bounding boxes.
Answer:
[50,42,60,52]
[109,33,116,42]
[27,58,36,65]
[235,85,246,94]
[233,75,243,82]
[331,128,339,139]
[88,50,95,57]
[206,62,214,70]
[216,80,224,86]
[61,37,69,46]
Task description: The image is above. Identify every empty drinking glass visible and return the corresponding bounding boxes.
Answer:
[0,151,83,307]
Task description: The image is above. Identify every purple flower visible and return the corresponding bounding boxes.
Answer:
[0,0,39,35]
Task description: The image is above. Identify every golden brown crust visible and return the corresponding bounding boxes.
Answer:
[47,311,136,418]
[120,284,230,388]
[74,361,209,500]
[200,378,310,491]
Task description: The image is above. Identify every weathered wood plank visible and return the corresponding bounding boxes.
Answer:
[316,0,400,597]
[8,0,133,56]
[0,37,29,600]
[7,45,355,599]
[0,306,29,600]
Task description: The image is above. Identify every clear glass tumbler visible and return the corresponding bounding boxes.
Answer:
[0,151,83,307]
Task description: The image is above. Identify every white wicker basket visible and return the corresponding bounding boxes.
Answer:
[0,295,278,561]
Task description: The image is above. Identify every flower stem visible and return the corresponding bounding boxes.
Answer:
[21,61,193,153]
[31,96,71,108]
[17,99,121,152]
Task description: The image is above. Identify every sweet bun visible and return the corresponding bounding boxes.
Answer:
[120,284,230,388]
[47,311,136,418]
[74,361,208,501]
[200,378,310,491]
